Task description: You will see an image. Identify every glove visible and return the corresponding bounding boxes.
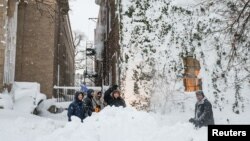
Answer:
[194,120,200,128]
[194,119,204,128]
[189,118,195,123]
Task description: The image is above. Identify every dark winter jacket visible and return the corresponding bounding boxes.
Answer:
[84,89,94,116]
[192,98,214,127]
[67,92,86,122]
[104,85,118,105]
[110,97,126,108]
[104,87,113,105]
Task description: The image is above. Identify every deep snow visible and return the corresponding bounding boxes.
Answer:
[1,103,250,141]
[0,107,207,141]
[0,0,250,141]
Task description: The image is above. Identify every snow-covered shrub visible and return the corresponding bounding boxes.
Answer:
[119,0,250,113]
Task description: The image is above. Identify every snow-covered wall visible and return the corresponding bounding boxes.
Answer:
[95,1,107,61]
[119,0,250,113]
[4,1,18,85]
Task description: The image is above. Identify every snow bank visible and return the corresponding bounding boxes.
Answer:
[0,107,206,141]
[0,92,13,109]
[1,105,250,141]
[11,82,46,113]
[0,109,64,141]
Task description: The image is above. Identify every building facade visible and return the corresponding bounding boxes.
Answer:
[15,0,75,98]
[95,0,120,87]
[0,0,75,98]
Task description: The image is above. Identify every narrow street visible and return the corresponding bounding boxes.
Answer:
[0,0,250,141]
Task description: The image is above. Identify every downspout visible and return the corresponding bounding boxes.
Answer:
[20,1,27,81]
[56,0,61,97]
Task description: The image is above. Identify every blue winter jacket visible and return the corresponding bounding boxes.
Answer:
[67,92,86,122]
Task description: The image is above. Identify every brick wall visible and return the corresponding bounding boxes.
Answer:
[54,13,75,88]
[15,1,74,98]
[15,1,56,98]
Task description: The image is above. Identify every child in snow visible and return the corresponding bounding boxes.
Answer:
[189,90,214,128]
[104,84,119,105]
[92,91,104,112]
[84,89,95,116]
[67,91,86,122]
[110,90,126,108]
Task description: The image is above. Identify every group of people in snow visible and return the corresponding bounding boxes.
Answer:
[67,85,126,122]
[67,85,214,128]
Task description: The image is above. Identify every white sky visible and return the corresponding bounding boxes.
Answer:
[69,0,99,41]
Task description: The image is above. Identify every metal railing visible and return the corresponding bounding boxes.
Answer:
[53,86,105,102]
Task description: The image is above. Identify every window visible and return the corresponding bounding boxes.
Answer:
[183,57,202,92]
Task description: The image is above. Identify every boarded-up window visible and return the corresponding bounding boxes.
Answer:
[183,57,202,92]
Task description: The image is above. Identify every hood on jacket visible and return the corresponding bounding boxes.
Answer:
[87,89,94,99]
[74,91,84,102]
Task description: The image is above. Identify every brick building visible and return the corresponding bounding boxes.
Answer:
[15,0,75,98]
[95,0,120,87]
[0,0,75,98]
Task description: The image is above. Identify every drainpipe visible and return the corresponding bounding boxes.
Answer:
[56,0,61,97]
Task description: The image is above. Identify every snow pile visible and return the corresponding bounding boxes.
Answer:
[11,82,46,113]
[1,105,250,141]
[0,109,65,141]
[0,107,207,141]
[0,92,13,109]
[40,107,206,141]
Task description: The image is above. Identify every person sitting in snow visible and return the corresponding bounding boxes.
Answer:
[189,90,214,128]
[104,84,119,106]
[110,90,126,108]
[67,91,86,122]
[84,89,95,116]
[92,91,104,112]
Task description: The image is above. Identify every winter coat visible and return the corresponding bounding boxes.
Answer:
[194,98,214,127]
[84,96,94,116]
[92,96,104,110]
[104,87,113,105]
[67,93,86,122]
[110,97,126,108]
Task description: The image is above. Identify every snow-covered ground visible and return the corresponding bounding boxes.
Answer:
[1,102,250,141]
[1,86,249,141]
[0,0,249,140]
[0,107,206,141]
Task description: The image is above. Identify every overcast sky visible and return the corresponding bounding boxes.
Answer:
[69,0,99,41]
